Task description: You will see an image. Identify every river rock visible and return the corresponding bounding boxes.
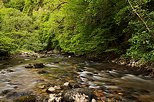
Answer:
[54,85,61,90]
[25,64,33,68]
[1,89,12,95]
[37,70,48,74]
[6,91,32,99]
[33,63,44,68]
[6,69,14,72]
[48,94,62,102]
[14,95,37,102]
[47,87,56,93]
[37,84,46,89]
[62,88,96,102]
[63,82,70,87]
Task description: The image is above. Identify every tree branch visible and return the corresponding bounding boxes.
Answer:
[127,0,151,32]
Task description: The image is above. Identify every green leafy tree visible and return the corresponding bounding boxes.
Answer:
[0,32,18,56]
[0,8,45,55]
[126,0,154,61]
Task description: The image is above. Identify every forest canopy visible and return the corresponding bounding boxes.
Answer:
[0,0,153,62]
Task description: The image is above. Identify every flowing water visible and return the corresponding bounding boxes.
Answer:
[0,54,154,102]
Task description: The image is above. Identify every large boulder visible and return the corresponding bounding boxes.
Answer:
[62,88,96,102]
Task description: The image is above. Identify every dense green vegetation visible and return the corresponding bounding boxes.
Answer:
[0,0,153,63]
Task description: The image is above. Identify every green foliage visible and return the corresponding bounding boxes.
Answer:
[0,0,153,63]
[125,0,154,61]
[40,0,128,54]
[0,32,18,55]
[3,0,25,11]
[0,7,45,56]
[0,8,32,32]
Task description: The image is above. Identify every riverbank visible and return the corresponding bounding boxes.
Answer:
[1,50,154,78]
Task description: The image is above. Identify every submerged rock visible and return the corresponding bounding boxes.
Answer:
[25,63,45,69]
[6,69,14,72]
[37,70,48,74]
[33,63,44,68]
[25,64,33,68]
[1,89,12,95]
[14,95,37,102]
[6,91,32,99]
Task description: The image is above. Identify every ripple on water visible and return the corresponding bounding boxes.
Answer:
[0,65,42,99]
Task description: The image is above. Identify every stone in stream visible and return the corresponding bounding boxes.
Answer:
[62,88,96,102]
[33,63,44,68]
[48,94,62,102]
[1,89,13,95]
[37,70,48,74]
[47,88,96,102]
[6,91,33,99]
[25,63,45,68]
[54,85,61,90]
[6,69,14,72]
[46,85,62,93]
[14,95,37,102]
[25,64,33,68]
[46,87,56,93]
[63,82,70,87]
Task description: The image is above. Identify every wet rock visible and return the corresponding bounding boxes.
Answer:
[6,69,14,72]
[70,83,80,88]
[14,95,37,102]
[1,89,12,95]
[33,63,44,68]
[18,61,23,64]
[37,82,50,89]
[6,91,32,98]
[47,87,56,93]
[40,55,46,58]
[62,88,96,102]
[14,86,18,89]
[25,64,33,68]
[63,82,70,87]
[1,79,11,82]
[0,71,6,74]
[37,70,48,74]
[54,85,61,90]
[25,63,45,68]
[37,84,46,89]
[48,94,62,102]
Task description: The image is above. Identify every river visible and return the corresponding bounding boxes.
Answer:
[0,54,154,102]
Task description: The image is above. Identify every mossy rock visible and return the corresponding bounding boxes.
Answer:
[14,95,36,102]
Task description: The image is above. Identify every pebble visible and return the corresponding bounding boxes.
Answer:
[54,85,61,90]
[63,82,70,87]
[47,87,56,93]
